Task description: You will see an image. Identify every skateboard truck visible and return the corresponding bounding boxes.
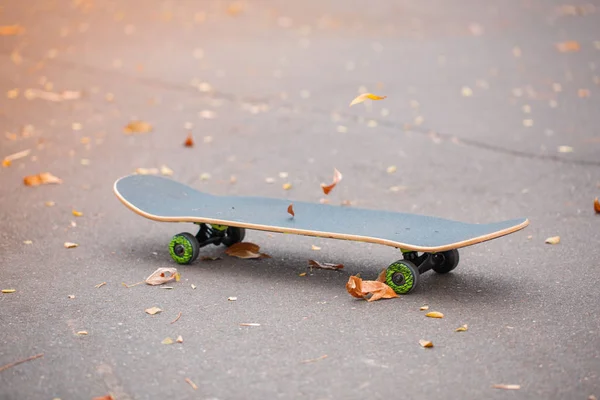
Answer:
[168,223,246,264]
[384,250,459,294]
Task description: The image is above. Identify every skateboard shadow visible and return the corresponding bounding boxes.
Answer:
[113,237,529,306]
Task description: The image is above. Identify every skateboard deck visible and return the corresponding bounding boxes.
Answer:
[113,174,529,252]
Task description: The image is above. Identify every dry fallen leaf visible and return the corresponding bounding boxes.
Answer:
[492,384,521,390]
[321,168,343,195]
[346,275,398,302]
[578,89,591,98]
[72,210,83,217]
[176,335,183,343]
[76,331,88,336]
[558,145,574,153]
[425,311,444,318]
[228,297,237,301]
[225,242,270,259]
[311,245,321,251]
[455,324,468,332]
[556,41,581,52]
[0,25,25,36]
[349,93,387,106]
[288,204,295,217]
[308,260,344,270]
[24,172,63,186]
[123,120,152,134]
[2,289,16,294]
[162,337,174,345]
[160,165,173,176]
[419,339,434,348]
[64,242,78,248]
[145,306,162,315]
[545,236,560,244]
[184,132,194,147]
[420,305,429,311]
[145,267,180,285]
[594,197,600,214]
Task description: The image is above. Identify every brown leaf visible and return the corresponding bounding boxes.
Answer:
[349,93,387,106]
[176,335,183,343]
[145,306,162,315]
[455,324,468,332]
[184,131,194,147]
[545,236,560,244]
[492,384,521,390]
[594,197,600,214]
[288,204,295,217]
[145,267,180,285]
[92,396,114,400]
[0,25,25,36]
[375,268,387,282]
[320,168,343,195]
[308,260,344,270]
[345,275,398,302]
[420,305,430,311]
[24,172,63,186]
[556,41,580,52]
[419,339,434,348]
[2,289,16,294]
[64,242,78,248]
[225,242,270,259]
[425,311,444,318]
[123,120,152,134]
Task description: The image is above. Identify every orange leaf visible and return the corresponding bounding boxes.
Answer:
[349,93,387,107]
[184,132,194,147]
[320,168,342,195]
[123,120,152,134]
[288,204,295,217]
[0,25,25,36]
[23,172,63,186]
[556,41,580,52]
[345,275,398,302]
[225,242,270,259]
[92,396,114,400]
[308,260,343,270]
[594,197,600,214]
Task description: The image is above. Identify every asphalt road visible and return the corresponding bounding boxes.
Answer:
[1,1,599,399]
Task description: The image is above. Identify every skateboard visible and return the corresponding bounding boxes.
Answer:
[113,174,529,294]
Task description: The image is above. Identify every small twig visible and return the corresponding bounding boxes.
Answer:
[185,378,198,390]
[301,354,327,364]
[0,353,44,373]
[170,312,182,324]
[121,281,144,288]
[95,282,106,288]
